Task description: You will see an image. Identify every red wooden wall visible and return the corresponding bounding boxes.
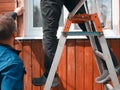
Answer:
[14,39,120,90]
[1,1,120,90]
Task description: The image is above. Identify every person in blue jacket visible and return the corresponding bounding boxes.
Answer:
[0,6,25,90]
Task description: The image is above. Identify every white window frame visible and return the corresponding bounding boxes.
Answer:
[17,0,120,39]
[103,0,120,38]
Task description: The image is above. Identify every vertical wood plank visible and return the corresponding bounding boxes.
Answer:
[67,40,76,90]
[93,54,102,90]
[75,40,85,90]
[58,42,67,90]
[84,40,93,90]
[40,46,45,90]
[108,40,120,64]
[31,40,42,90]
[22,41,32,90]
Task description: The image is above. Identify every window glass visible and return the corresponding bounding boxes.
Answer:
[98,0,112,29]
[33,0,42,27]
[87,0,112,29]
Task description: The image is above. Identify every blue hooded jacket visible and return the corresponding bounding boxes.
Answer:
[0,44,25,90]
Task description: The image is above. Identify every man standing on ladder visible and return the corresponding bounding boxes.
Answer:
[32,0,120,87]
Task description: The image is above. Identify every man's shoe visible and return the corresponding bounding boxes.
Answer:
[96,66,120,84]
[32,74,59,88]
[32,74,46,86]
[96,70,110,84]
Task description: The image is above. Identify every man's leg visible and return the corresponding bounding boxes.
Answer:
[32,0,63,87]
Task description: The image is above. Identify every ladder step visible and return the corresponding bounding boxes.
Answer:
[94,50,104,59]
[63,31,101,36]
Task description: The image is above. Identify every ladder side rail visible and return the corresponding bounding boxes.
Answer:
[84,3,115,88]
[98,35,120,89]
[83,1,102,71]
[44,20,71,90]
[83,1,104,72]
[44,35,67,90]
[86,0,120,90]
[85,21,115,90]
[68,0,86,19]
[86,13,118,89]
[85,21,103,73]
[84,3,111,90]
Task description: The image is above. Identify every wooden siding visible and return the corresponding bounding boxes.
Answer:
[14,39,120,90]
[0,0,14,13]
[1,0,120,90]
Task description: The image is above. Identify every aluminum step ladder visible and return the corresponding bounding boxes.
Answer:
[44,0,120,90]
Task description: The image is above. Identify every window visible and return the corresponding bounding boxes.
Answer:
[87,0,120,38]
[21,0,120,39]
[23,0,64,39]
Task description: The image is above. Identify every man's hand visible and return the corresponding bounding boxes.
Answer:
[14,6,24,16]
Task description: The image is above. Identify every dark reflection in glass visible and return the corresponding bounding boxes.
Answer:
[33,0,42,27]
[98,0,112,29]
[33,0,64,27]
[75,0,112,30]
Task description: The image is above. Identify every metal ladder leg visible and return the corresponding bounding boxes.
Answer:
[98,34,120,90]
[44,34,67,90]
[84,18,120,90]
[44,19,72,90]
